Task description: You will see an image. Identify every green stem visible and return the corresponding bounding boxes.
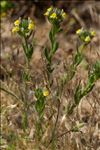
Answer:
[23,37,30,67]
[78,43,86,52]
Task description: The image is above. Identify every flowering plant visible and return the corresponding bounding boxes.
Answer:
[76,28,96,44]
[12,18,35,37]
[1,6,100,149]
[12,18,35,62]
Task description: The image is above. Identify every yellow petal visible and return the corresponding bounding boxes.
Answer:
[76,29,82,34]
[43,90,49,97]
[91,31,96,37]
[62,12,67,19]
[85,36,91,42]
[44,12,49,16]
[28,23,34,30]
[14,19,20,26]
[12,26,19,33]
[47,7,53,12]
[50,13,57,19]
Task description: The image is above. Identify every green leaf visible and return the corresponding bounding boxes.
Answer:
[83,61,100,96]
[44,47,51,63]
[88,61,100,84]
[74,51,83,66]
[35,88,45,118]
[68,65,76,80]
[35,98,45,118]
[46,63,54,73]
[27,43,34,60]
[74,83,82,105]
[72,123,84,132]
[21,19,28,30]
[23,43,33,61]
[49,30,53,44]
[22,42,27,54]
[88,74,95,84]
[7,144,15,150]
[22,70,31,81]
[93,61,100,80]
[68,61,100,115]
[58,28,63,33]
[22,111,28,131]
[35,88,43,99]
[67,103,76,115]
[52,41,59,54]
[82,81,95,97]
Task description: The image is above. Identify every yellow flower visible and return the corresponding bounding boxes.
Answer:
[44,12,49,16]
[76,29,82,34]
[91,31,96,37]
[85,36,91,42]
[43,89,49,97]
[62,12,67,19]
[12,26,19,33]
[47,7,53,12]
[44,7,53,16]
[28,23,34,30]
[14,19,20,26]
[50,13,57,19]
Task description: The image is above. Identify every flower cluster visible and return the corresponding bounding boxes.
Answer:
[12,18,35,37]
[76,28,96,43]
[44,6,67,24]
